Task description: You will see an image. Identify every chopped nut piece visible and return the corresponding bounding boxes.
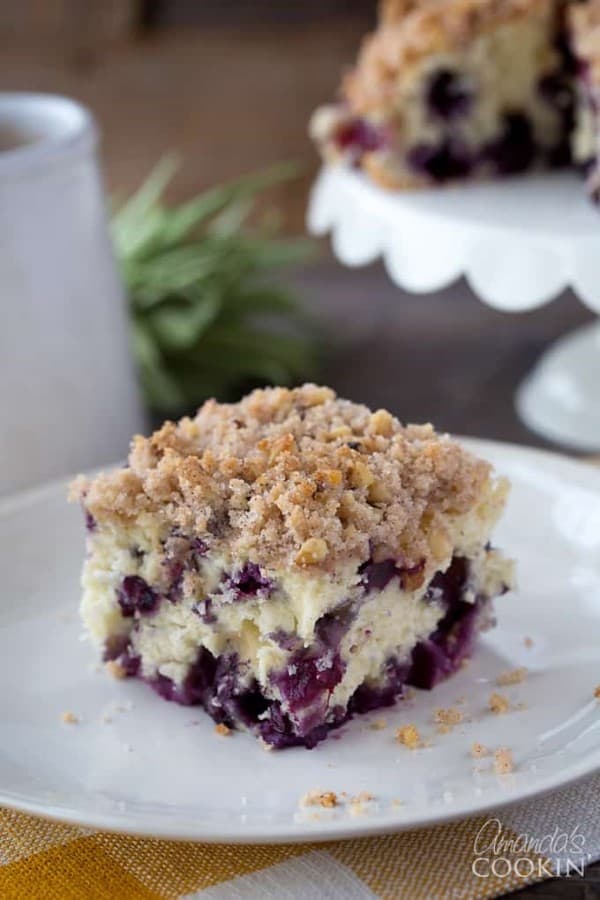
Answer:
[471,742,489,759]
[494,748,514,775]
[295,537,328,566]
[300,790,338,808]
[105,660,127,680]
[496,667,528,686]
[396,724,421,749]
[368,479,391,504]
[369,409,394,437]
[61,711,79,725]
[489,692,510,715]
[215,723,231,737]
[348,460,374,489]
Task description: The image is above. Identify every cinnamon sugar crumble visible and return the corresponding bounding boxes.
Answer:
[70,384,497,571]
[471,742,489,759]
[396,724,422,749]
[496,667,528,687]
[214,723,231,737]
[488,692,511,715]
[494,748,515,775]
[300,790,338,809]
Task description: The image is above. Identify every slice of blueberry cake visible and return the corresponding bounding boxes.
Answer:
[311,0,577,189]
[71,384,514,749]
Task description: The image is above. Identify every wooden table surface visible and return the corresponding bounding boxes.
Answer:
[296,258,600,899]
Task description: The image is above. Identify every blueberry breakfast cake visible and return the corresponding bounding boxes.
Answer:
[71,385,514,749]
[311,0,600,196]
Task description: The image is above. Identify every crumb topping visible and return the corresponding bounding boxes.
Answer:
[72,384,498,572]
[396,723,422,748]
[214,723,232,737]
[300,790,338,808]
[488,692,510,714]
[493,747,514,775]
[471,742,489,758]
[496,667,528,686]
[344,0,555,115]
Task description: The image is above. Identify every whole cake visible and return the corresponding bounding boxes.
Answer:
[71,384,514,749]
[311,0,600,199]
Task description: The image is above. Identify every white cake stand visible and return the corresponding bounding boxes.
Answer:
[308,166,600,451]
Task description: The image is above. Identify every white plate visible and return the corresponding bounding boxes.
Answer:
[1,439,599,842]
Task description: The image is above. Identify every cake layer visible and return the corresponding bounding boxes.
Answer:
[72,384,514,749]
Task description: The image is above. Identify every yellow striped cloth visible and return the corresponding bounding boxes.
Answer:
[2,771,599,899]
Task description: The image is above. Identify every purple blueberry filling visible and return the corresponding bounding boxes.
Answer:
[359,557,425,593]
[427,69,473,120]
[483,112,536,175]
[84,509,96,533]
[109,554,492,749]
[227,562,273,600]
[117,575,159,617]
[408,139,474,181]
[334,117,386,160]
[192,597,217,625]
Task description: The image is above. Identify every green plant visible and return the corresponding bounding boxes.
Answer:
[111,158,320,416]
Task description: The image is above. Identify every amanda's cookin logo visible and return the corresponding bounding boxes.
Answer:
[472,818,587,880]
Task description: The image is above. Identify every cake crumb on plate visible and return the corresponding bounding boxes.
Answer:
[524,636,534,648]
[214,723,231,737]
[494,748,514,775]
[369,718,387,730]
[496,667,528,686]
[489,692,510,714]
[434,707,463,732]
[594,685,600,700]
[300,790,338,809]
[471,742,489,759]
[105,660,127,680]
[396,724,421,749]
[61,711,79,724]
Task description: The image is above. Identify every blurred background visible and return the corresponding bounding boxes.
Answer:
[1,0,595,446]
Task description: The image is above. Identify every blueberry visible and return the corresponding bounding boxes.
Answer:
[483,112,536,175]
[426,69,473,120]
[117,575,158,617]
[359,558,398,593]
[335,118,385,155]
[408,139,473,181]
[227,563,273,600]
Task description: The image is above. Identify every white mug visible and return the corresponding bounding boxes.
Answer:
[0,93,145,496]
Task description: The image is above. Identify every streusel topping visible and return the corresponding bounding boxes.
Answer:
[72,384,496,571]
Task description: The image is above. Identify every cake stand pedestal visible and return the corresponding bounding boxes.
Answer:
[308,167,600,452]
